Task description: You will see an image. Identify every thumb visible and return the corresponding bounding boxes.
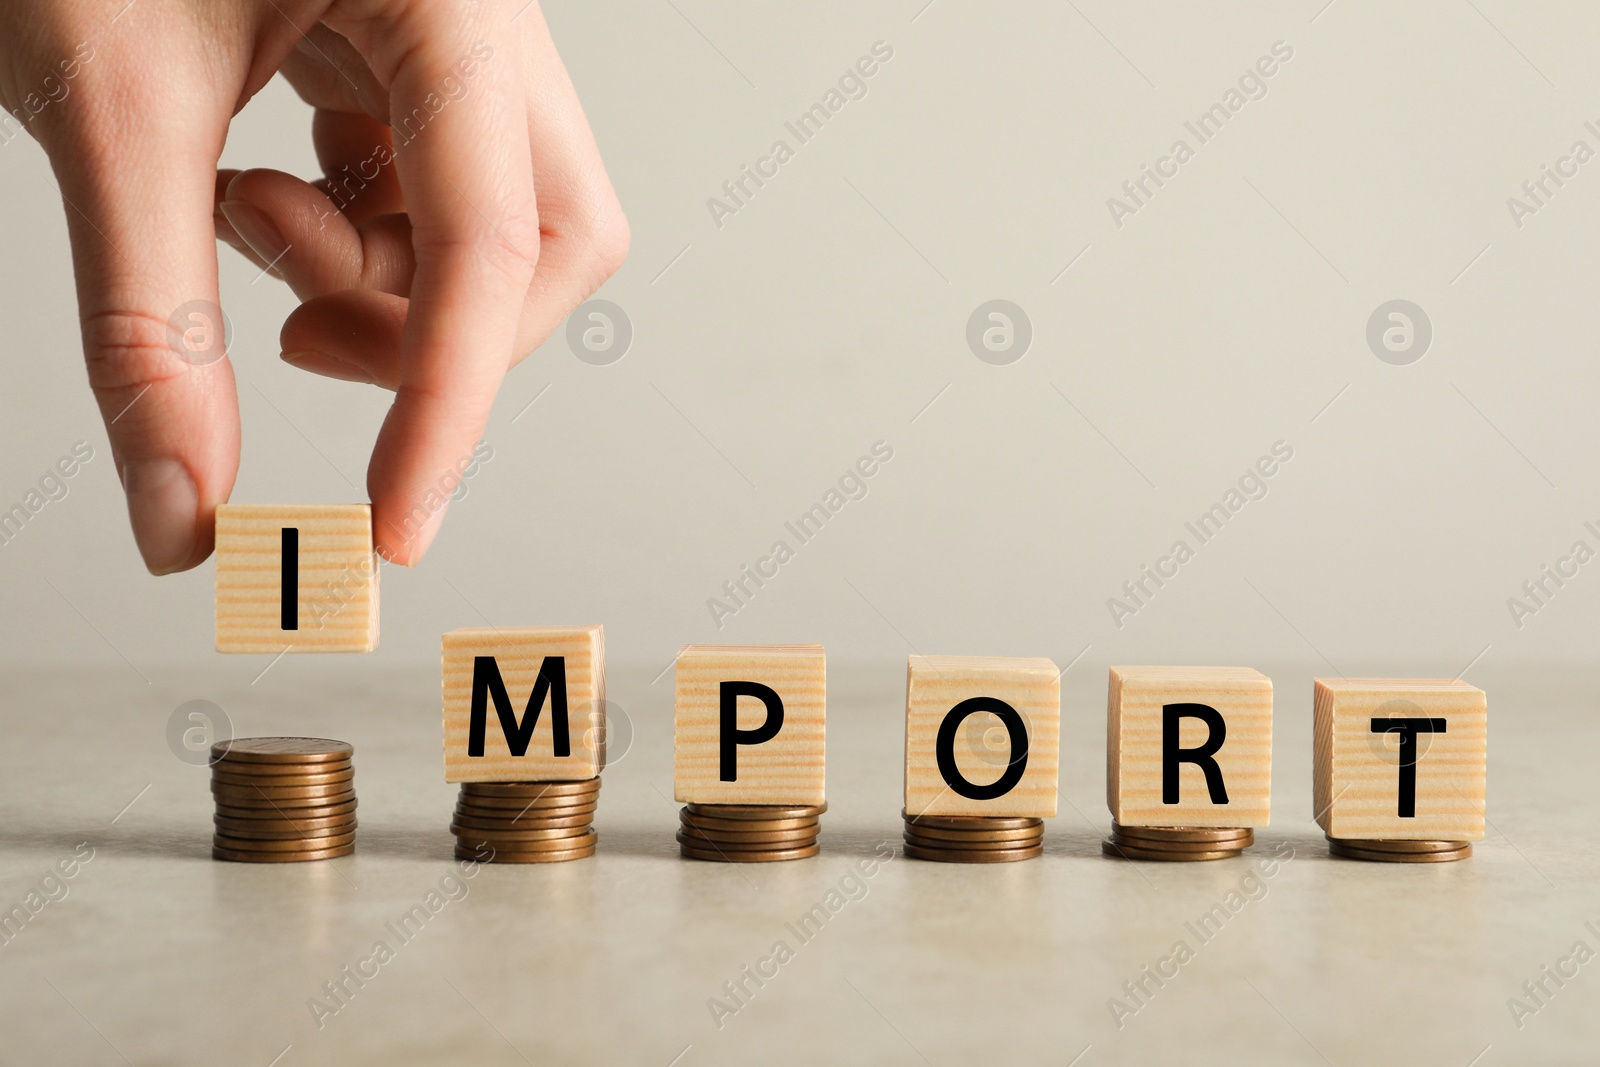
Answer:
[47,88,240,573]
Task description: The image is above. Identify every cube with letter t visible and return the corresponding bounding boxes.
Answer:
[215,504,378,653]
[442,626,606,783]
[1107,665,1273,828]
[674,645,825,805]
[1313,678,1486,841]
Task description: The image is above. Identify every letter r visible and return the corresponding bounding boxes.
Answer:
[1163,703,1228,804]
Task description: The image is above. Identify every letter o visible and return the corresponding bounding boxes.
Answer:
[934,697,1028,800]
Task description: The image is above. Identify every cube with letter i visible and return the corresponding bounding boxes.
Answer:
[442,626,606,783]
[1313,678,1486,841]
[674,645,825,805]
[215,504,378,653]
[1107,666,1273,828]
[904,655,1060,818]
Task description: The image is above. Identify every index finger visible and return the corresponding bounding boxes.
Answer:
[336,9,536,563]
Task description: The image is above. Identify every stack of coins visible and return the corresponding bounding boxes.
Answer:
[678,803,824,862]
[1102,822,1252,861]
[452,779,599,863]
[902,811,1043,863]
[211,737,356,863]
[1326,836,1471,863]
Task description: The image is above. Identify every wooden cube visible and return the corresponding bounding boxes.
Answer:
[674,645,825,805]
[442,626,606,783]
[904,655,1060,817]
[1314,678,1486,841]
[215,504,378,653]
[1107,665,1273,828]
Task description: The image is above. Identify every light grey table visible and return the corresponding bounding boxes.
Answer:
[0,661,1583,1066]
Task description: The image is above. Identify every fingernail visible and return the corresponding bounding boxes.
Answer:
[121,459,199,575]
[281,349,374,385]
[219,200,288,269]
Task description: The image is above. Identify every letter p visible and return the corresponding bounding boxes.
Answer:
[720,681,784,781]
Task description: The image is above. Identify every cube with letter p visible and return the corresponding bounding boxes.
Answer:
[674,645,825,805]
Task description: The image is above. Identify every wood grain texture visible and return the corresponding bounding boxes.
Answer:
[904,655,1059,817]
[215,504,378,653]
[1313,678,1486,841]
[442,626,605,783]
[674,645,825,805]
[1107,665,1273,828]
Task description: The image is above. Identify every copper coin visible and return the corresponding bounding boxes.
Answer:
[905,833,1044,852]
[679,842,820,863]
[453,808,595,831]
[1327,837,1469,853]
[454,800,595,817]
[212,767,354,788]
[460,780,599,798]
[214,797,357,818]
[456,828,597,851]
[211,759,352,779]
[454,829,597,851]
[214,831,357,852]
[1101,840,1243,862]
[684,803,827,820]
[676,830,817,850]
[211,737,353,764]
[214,817,357,839]
[680,812,819,834]
[213,842,355,862]
[677,825,818,845]
[902,842,1041,863]
[453,789,599,809]
[449,822,593,842]
[212,792,357,811]
[901,811,1042,831]
[904,831,1042,852]
[1109,834,1250,854]
[209,790,356,806]
[454,842,595,863]
[902,822,1045,843]
[1113,823,1254,844]
[211,780,357,801]
[454,799,598,819]
[1329,841,1472,863]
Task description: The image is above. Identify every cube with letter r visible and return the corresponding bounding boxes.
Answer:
[1107,665,1273,828]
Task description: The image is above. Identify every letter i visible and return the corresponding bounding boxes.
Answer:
[281,528,299,630]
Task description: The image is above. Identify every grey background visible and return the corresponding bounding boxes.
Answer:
[2,0,1595,679]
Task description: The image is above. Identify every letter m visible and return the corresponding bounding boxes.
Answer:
[467,655,571,758]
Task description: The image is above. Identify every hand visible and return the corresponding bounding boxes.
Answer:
[0,0,628,572]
